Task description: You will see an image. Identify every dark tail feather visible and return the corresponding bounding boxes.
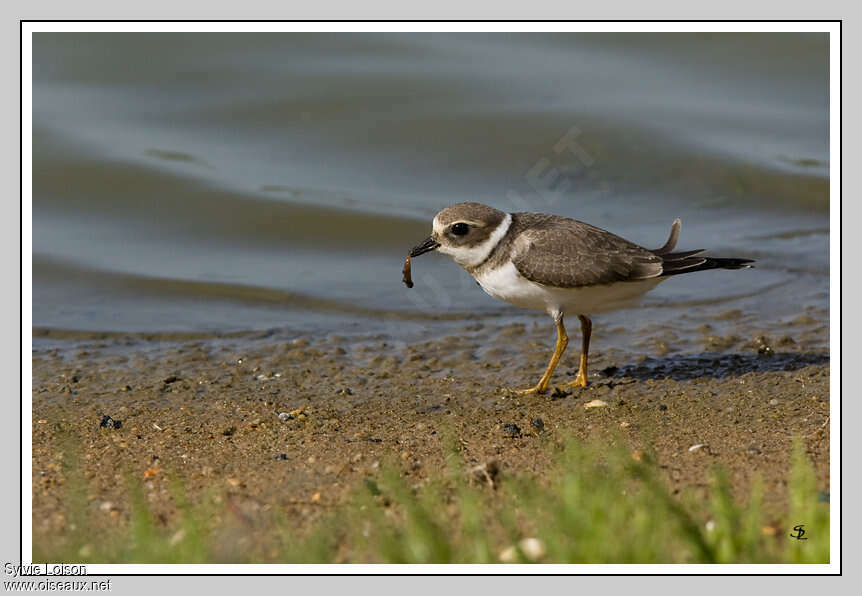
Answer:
[661,256,755,277]
[661,248,707,260]
[652,218,753,276]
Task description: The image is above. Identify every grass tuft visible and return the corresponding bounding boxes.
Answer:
[35,435,829,564]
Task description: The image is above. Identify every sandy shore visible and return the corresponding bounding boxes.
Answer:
[31,322,830,552]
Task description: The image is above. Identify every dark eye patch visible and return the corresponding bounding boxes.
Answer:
[451,222,469,236]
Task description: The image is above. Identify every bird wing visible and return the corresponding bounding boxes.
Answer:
[510,213,664,288]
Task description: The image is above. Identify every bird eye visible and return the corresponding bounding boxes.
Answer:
[451,223,469,236]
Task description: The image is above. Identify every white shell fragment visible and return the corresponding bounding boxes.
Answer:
[688,443,707,452]
[584,399,608,409]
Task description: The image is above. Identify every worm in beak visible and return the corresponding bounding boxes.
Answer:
[403,236,440,288]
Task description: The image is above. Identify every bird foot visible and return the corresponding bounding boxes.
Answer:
[566,373,588,388]
[506,384,547,395]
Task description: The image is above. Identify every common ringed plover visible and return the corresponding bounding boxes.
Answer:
[406,202,753,394]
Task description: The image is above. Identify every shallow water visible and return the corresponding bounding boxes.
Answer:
[32,32,829,354]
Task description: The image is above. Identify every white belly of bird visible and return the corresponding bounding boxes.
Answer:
[474,261,665,316]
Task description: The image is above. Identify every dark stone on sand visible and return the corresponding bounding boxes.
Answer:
[530,418,545,433]
[99,415,122,429]
[549,387,571,400]
[275,453,288,461]
[163,375,180,384]
[602,366,620,377]
[502,423,522,438]
[659,404,668,411]
[222,426,237,436]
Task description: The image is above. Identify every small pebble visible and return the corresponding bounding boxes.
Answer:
[499,538,546,563]
[530,418,544,433]
[143,467,162,478]
[99,415,122,429]
[502,423,522,437]
[769,398,779,405]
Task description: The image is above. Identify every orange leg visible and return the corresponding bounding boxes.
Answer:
[567,315,592,388]
[515,314,568,395]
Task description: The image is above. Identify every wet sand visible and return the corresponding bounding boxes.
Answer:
[31,321,830,553]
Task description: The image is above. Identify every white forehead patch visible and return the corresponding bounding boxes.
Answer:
[436,213,512,269]
[432,214,446,237]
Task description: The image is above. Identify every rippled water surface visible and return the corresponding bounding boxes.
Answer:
[32,32,829,353]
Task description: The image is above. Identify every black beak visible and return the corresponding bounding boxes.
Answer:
[409,236,440,258]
